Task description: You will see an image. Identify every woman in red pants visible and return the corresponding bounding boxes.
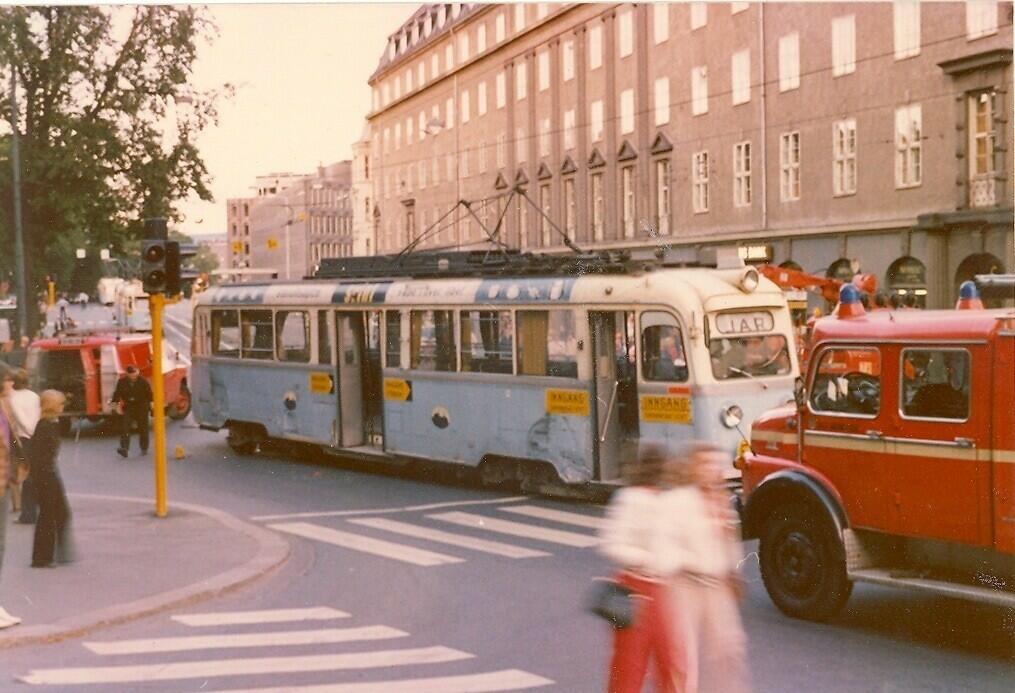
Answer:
[599,445,685,693]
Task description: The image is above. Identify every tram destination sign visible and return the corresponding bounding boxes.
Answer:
[714,310,775,335]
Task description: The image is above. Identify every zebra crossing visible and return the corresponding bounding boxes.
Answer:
[263,500,605,567]
[18,605,553,691]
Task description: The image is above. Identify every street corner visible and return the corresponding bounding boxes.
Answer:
[0,493,290,649]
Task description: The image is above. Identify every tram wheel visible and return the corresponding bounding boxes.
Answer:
[227,425,260,455]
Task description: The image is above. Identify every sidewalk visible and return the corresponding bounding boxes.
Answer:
[0,493,289,648]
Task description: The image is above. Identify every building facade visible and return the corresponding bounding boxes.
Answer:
[351,124,376,257]
[367,2,1012,307]
[227,162,354,279]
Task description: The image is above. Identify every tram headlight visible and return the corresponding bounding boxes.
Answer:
[720,404,744,428]
[739,267,760,293]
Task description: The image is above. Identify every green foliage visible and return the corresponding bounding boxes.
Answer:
[0,6,231,304]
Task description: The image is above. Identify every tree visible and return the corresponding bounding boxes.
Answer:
[0,6,231,328]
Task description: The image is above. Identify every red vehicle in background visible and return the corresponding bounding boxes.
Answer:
[739,284,1015,620]
[26,330,191,431]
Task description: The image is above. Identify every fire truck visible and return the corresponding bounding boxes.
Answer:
[26,330,191,431]
[739,283,1015,620]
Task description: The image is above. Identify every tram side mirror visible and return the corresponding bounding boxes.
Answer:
[793,376,805,407]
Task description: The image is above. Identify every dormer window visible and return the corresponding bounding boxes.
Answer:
[388,40,395,61]
[438,5,447,27]
[424,13,433,36]
[411,22,419,44]
[452,3,461,20]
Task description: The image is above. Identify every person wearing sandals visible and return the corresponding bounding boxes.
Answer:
[30,391,76,568]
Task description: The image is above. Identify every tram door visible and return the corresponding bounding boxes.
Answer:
[335,311,384,448]
[590,311,638,481]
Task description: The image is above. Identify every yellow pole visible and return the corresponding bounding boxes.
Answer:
[150,292,168,517]
[47,281,55,307]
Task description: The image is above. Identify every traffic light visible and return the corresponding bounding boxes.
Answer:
[141,239,168,294]
[165,242,199,297]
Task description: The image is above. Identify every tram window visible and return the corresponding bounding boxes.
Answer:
[240,310,274,360]
[710,335,792,380]
[901,349,970,420]
[517,310,578,378]
[809,347,881,416]
[460,310,513,374]
[410,310,457,371]
[641,312,687,383]
[211,310,239,357]
[317,311,332,365]
[275,311,310,363]
[385,311,402,368]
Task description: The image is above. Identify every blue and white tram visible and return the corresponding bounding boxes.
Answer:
[191,254,798,485]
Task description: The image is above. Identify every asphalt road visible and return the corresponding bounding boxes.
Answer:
[2,301,1012,691]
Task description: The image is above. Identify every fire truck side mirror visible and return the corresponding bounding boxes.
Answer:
[793,376,805,408]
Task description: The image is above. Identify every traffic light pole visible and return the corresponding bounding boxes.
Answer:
[150,291,168,517]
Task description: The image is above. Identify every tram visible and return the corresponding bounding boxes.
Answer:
[190,248,798,487]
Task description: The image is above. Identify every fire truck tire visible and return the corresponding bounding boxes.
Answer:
[759,507,852,621]
[168,384,192,420]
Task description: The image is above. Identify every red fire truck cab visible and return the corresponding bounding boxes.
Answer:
[740,284,1015,620]
[26,331,191,430]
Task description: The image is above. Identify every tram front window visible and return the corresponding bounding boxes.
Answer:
[709,334,791,380]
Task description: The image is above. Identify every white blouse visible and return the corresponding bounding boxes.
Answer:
[599,485,741,579]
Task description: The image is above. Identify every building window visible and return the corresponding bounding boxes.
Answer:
[516,188,528,246]
[431,53,439,79]
[446,97,455,129]
[833,118,857,195]
[832,15,856,76]
[540,183,552,246]
[406,117,414,144]
[969,91,997,207]
[394,122,401,150]
[477,24,487,54]
[458,33,470,63]
[461,89,470,123]
[538,50,550,91]
[405,68,413,94]
[496,71,506,108]
[477,81,488,117]
[691,66,708,115]
[654,77,670,126]
[693,151,709,213]
[690,2,707,30]
[779,33,799,91]
[967,0,998,39]
[620,89,635,135]
[537,3,549,20]
[382,83,391,106]
[780,131,801,201]
[496,12,506,42]
[564,178,576,236]
[618,6,634,58]
[419,160,427,189]
[516,127,527,162]
[562,39,575,81]
[418,111,426,139]
[497,133,507,168]
[563,109,576,150]
[621,165,636,238]
[655,159,671,234]
[653,3,669,44]
[445,43,454,71]
[591,172,605,241]
[539,118,551,158]
[589,24,602,70]
[516,62,527,101]
[478,140,487,174]
[734,142,752,207]
[731,49,750,105]
[590,99,604,142]
[893,1,921,59]
[446,153,454,182]
[514,3,526,31]
[895,104,922,188]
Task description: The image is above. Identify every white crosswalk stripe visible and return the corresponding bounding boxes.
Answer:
[209,669,554,692]
[20,646,473,685]
[84,625,407,655]
[499,505,604,529]
[268,522,464,566]
[173,606,350,627]
[348,517,550,559]
[429,511,599,547]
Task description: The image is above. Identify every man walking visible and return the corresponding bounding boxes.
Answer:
[112,366,152,458]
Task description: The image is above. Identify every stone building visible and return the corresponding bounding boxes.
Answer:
[366,2,1012,307]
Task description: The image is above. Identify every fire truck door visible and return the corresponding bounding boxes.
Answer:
[80,349,100,417]
[887,345,990,546]
[803,345,890,531]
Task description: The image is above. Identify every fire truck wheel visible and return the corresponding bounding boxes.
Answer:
[168,384,192,420]
[759,507,852,621]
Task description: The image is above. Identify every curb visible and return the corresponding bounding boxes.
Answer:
[0,493,290,649]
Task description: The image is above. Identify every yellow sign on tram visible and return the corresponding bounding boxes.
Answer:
[545,388,590,416]
[640,394,693,424]
[308,372,334,394]
[384,377,413,401]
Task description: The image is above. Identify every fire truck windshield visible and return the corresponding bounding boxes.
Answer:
[709,334,792,380]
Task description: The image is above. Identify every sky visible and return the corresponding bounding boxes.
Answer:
[177,3,414,237]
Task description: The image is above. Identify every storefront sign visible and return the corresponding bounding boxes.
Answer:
[545,388,590,416]
[640,395,693,424]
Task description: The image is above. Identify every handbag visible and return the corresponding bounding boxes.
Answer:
[586,579,636,629]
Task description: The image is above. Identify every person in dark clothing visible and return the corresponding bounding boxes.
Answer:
[31,390,74,568]
[112,366,152,458]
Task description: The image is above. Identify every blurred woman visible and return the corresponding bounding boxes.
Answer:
[30,390,74,568]
[599,444,683,693]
